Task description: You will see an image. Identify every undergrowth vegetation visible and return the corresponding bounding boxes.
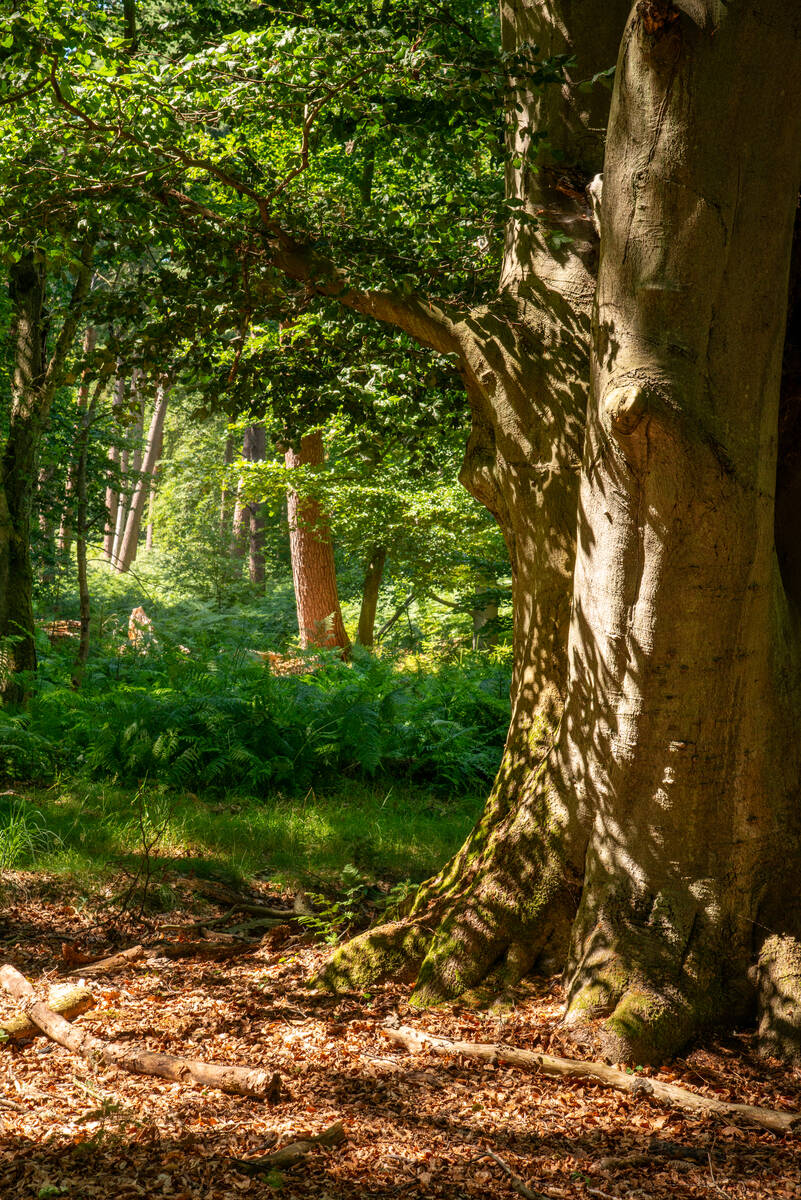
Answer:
[4,643,510,795]
[0,569,511,906]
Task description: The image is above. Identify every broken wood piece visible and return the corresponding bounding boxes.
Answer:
[68,945,144,977]
[0,965,280,1101]
[382,1024,799,1135]
[473,1148,545,1200]
[226,916,291,937]
[0,983,94,1042]
[149,939,259,960]
[185,877,291,917]
[232,1120,346,1174]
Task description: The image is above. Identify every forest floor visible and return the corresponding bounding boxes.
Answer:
[0,875,799,1200]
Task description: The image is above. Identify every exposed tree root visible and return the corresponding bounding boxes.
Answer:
[383,1024,800,1134]
[757,934,801,1065]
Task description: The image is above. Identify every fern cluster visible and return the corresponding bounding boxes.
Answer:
[3,646,510,795]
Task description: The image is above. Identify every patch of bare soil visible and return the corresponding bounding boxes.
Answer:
[0,878,799,1200]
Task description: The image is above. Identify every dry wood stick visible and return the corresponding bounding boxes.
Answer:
[148,939,259,960]
[185,878,291,917]
[0,965,280,1101]
[382,1024,799,1135]
[68,945,144,977]
[1,983,94,1041]
[232,1120,346,1174]
[472,1148,546,1200]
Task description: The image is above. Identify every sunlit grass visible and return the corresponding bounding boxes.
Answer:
[0,778,482,895]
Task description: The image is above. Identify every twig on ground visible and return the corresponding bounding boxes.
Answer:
[0,982,94,1041]
[0,964,281,1100]
[68,945,144,977]
[232,1120,346,1173]
[382,1024,800,1135]
[472,1148,546,1199]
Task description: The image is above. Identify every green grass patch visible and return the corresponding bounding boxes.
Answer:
[0,777,483,896]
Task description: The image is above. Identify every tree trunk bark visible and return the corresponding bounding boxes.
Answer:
[103,367,125,561]
[319,0,801,1067]
[71,377,103,689]
[0,255,47,702]
[560,0,801,1065]
[115,380,169,573]
[111,367,142,567]
[356,546,386,647]
[244,423,266,585]
[145,463,158,551]
[0,243,93,702]
[57,325,96,562]
[285,431,350,652]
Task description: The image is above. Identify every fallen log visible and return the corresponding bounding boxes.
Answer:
[232,1120,346,1174]
[185,877,291,917]
[149,939,259,961]
[1,983,94,1042]
[0,965,280,1101]
[68,945,144,977]
[382,1024,799,1136]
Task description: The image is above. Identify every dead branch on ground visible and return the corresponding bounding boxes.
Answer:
[382,1024,799,1135]
[232,1120,346,1173]
[0,964,281,1100]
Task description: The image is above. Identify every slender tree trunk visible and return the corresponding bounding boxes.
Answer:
[103,367,126,562]
[145,463,158,551]
[244,423,266,585]
[219,433,235,541]
[115,380,169,573]
[110,446,128,567]
[57,325,96,562]
[71,378,103,689]
[285,431,349,652]
[0,256,47,702]
[111,366,142,566]
[356,546,387,648]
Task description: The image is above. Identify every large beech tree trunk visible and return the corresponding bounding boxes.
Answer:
[560,0,801,1064]
[285,431,350,652]
[320,0,801,1065]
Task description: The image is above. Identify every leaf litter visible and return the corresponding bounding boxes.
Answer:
[0,875,799,1200]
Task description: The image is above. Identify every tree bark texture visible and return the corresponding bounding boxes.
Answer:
[115,380,169,573]
[71,376,105,689]
[103,367,126,561]
[320,0,801,1064]
[0,245,92,703]
[285,431,350,652]
[560,0,801,1064]
[56,325,96,562]
[321,0,628,1010]
[244,423,266,585]
[356,545,386,647]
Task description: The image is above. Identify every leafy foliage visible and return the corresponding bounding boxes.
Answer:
[26,644,509,795]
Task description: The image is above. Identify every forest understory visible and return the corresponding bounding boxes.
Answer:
[0,875,799,1200]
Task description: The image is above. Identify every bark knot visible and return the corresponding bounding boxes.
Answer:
[602,383,649,435]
